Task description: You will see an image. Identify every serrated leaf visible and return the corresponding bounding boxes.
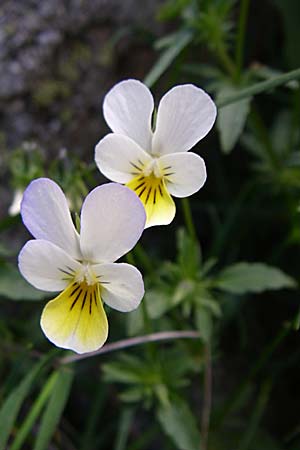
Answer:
[34,367,74,450]
[0,354,51,449]
[217,84,251,153]
[157,397,201,450]
[215,262,297,294]
[0,262,45,301]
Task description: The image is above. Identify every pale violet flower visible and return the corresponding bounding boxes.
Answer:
[18,178,146,354]
[95,79,217,227]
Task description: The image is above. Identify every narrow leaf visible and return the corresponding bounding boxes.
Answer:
[217,67,300,108]
[10,372,58,450]
[34,367,74,450]
[215,262,297,294]
[157,397,201,450]
[0,354,51,449]
[144,30,193,88]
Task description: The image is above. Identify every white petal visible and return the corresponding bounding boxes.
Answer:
[21,178,81,259]
[103,79,154,150]
[80,183,146,263]
[158,152,207,197]
[8,189,23,216]
[18,240,82,292]
[93,262,144,312]
[95,133,152,183]
[152,84,217,155]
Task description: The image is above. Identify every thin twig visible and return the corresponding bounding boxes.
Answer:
[60,330,200,364]
[201,344,212,450]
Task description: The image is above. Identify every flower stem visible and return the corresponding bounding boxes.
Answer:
[181,198,197,241]
[235,0,250,81]
[201,344,212,450]
[60,330,200,364]
[217,67,300,107]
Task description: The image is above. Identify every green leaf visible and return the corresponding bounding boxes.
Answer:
[0,354,51,449]
[144,30,193,88]
[177,228,201,278]
[157,397,201,450]
[0,262,45,301]
[215,262,297,294]
[195,307,213,343]
[34,367,74,450]
[217,84,251,153]
[10,372,57,450]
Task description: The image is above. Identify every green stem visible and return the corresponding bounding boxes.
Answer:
[181,198,197,241]
[237,379,272,450]
[201,344,212,450]
[133,243,153,274]
[215,43,236,78]
[214,320,294,428]
[235,0,250,81]
[249,108,279,169]
[217,67,300,107]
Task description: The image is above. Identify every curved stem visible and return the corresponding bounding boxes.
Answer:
[60,330,201,364]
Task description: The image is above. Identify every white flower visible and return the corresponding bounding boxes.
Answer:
[95,79,217,227]
[8,189,23,216]
[18,178,146,354]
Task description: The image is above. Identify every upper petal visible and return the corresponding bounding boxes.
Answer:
[18,239,82,292]
[80,183,146,263]
[93,262,144,312]
[95,133,152,183]
[158,152,207,197]
[103,79,154,150]
[21,178,81,259]
[152,84,217,155]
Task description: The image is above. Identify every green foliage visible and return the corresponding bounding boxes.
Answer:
[0,262,46,301]
[157,397,202,450]
[34,367,74,450]
[216,81,251,153]
[214,262,297,294]
[2,0,300,448]
[0,354,52,449]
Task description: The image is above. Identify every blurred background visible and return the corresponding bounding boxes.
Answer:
[1,0,300,449]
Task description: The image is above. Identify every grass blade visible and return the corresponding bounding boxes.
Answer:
[33,367,74,450]
[0,353,52,449]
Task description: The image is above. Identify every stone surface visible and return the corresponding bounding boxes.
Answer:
[0,0,164,155]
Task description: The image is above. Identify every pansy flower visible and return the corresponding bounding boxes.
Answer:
[95,79,217,227]
[18,178,146,354]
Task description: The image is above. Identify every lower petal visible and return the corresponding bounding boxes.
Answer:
[40,282,108,354]
[126,175,175,228]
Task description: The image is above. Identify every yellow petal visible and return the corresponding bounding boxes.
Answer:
[126,175,175,227]
[40,282,108,354]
